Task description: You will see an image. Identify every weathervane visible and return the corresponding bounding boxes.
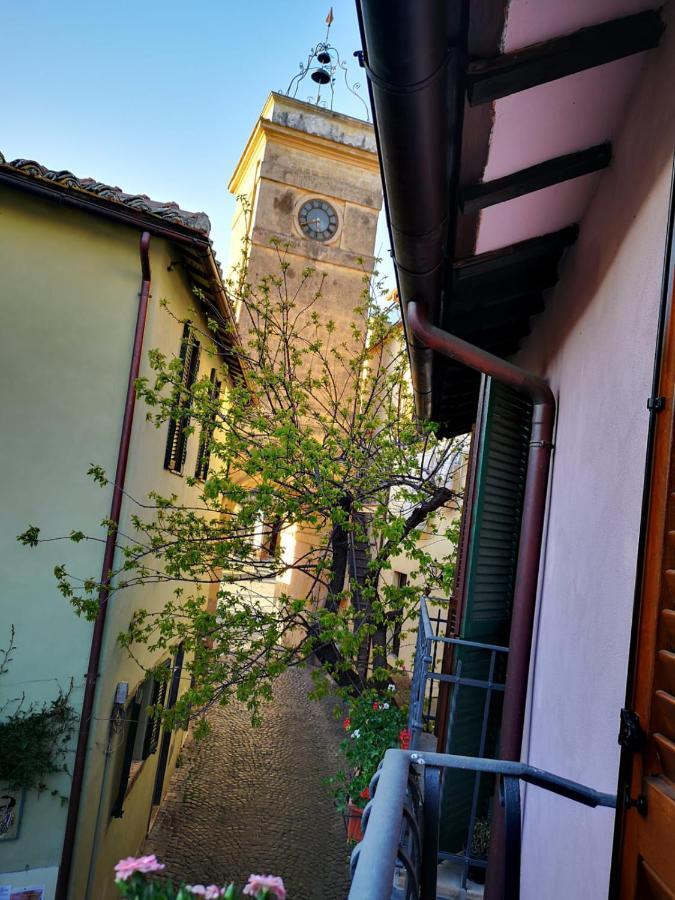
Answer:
[282,7,370,120]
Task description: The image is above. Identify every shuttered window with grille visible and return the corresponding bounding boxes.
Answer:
[165,322,201,474]
[142,662,170,759]
[195,368,222,480]
[109,663,170,818]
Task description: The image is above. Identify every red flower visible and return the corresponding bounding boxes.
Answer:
[399,728,411,750]
[359,786,370,800]
[373,702,379,710]
[343,717,351,731]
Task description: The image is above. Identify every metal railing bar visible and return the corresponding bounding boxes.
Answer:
[349,748,617,900]
[421,763,442,900]
[426,634,510,652]
[439,850,488,869]
[463,649,498,889]
[407,751,617,809]
[502,776,522,900]
[420,598,434,641]
[401,803,423,860]
[349,751,412,900]
[445,658,462,751]
[395,846,420,900]
[426,672,506,691]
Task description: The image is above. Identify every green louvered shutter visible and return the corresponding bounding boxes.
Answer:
[440,377,531,856]
[165,323,201,473]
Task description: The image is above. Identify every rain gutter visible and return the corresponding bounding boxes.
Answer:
[56,232,152,899]
[356,0,553,763]
[355,0,469,421]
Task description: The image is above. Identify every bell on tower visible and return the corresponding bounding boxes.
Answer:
[283,7,370,119]
[227,9,383,362]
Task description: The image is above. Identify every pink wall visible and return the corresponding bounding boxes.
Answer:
[511,9,675,898]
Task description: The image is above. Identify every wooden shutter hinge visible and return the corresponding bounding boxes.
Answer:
[623,785,648,816]
[647,396,666,411]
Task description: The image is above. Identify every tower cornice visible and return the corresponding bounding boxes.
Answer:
[228,93,379,196]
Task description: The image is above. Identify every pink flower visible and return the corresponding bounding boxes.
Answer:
[243,874,287,899]
[114,854,166,881]
[186,886,224,898]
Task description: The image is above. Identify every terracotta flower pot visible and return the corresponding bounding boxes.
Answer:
[346,799,364,842]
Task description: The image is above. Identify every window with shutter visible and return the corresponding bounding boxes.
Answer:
[438,377,532,854]
[152,644,185,805]
[142,662,170,759]
[110,698,141,818]
[195,368,222,480]
[165,322,201,474]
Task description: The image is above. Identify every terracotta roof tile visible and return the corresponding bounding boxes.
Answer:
[0,151,211,235]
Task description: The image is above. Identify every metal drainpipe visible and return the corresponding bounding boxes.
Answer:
[56,231,152,900]
[407,301,555,899]
[407,301,555,755]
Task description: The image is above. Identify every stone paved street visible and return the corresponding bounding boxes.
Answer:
[143,666,351,900]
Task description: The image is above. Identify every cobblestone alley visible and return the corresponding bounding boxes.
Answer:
[143,667,351,900]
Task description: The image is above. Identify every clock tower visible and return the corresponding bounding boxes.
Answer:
[227,91,382,361]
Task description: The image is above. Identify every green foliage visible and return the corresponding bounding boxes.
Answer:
[17,525,40,547]
[470,817,491,860]
[0,628,78,796]
[19,232,465,724]
[329,688,408,811]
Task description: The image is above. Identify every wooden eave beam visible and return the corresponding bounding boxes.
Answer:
[452,226,578,282]
[459,143,612,214]
[466,9,665,105]
[452,295,544,330]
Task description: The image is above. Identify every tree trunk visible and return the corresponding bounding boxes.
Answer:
[324,521,349,613]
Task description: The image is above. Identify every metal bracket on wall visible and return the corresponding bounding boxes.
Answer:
[618,708,645,751]
[647,396,666,410]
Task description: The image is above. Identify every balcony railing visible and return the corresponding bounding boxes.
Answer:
[408,598,510,888]
[348,749,616,900]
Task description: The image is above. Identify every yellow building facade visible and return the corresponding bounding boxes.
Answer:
[0,155,237,899]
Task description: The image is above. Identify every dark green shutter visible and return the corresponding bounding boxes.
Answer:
[440,378,531,854]
[165,324,201,473]
[142,664,170,759]
[195,369,221,480]
[460,379,531,643]
[110,699,141,818]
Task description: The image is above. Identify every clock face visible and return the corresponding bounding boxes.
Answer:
[298,198,338,242]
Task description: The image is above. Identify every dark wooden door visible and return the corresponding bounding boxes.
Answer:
[619,223,675,899]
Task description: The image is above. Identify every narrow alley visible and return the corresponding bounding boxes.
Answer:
[143,667,351,900]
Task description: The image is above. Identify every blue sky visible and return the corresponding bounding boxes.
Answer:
[1,0,393,283]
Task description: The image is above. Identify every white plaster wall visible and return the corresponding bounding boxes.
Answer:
[513,13,675,898]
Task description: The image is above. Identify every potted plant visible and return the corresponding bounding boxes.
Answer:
[330,687,409,842]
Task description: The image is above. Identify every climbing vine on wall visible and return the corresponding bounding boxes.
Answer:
[0,627,78,796]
